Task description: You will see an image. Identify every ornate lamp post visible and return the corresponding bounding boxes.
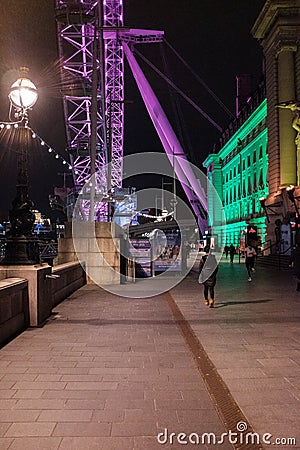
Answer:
[1,68,40,265]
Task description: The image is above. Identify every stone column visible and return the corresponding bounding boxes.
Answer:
[211,160,223,227]
[204,156,225,248]
[277,46,297,188]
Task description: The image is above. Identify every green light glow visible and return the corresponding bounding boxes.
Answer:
[203,100,268,248]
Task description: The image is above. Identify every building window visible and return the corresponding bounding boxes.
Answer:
[248,177,252,194]
[258,169,263,188]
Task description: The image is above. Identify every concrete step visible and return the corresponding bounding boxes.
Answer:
[256,254,290,270]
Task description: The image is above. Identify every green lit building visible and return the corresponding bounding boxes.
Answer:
[203,84,268,249]
[204,0,300,253]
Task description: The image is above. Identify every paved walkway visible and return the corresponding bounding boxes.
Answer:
[0,255,299,449]
[175,255,300,448]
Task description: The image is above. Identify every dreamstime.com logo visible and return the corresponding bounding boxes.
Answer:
[157,421,297,446]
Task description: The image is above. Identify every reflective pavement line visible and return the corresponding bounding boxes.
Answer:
[165,291,264,450]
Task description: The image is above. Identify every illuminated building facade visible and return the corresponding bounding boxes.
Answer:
[203,85,268,249]
[251,0,300,249]
[204,0,300,253]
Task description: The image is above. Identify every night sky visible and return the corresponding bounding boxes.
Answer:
[0,0,265,219]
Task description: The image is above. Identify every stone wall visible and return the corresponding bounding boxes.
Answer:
[0,278,29,347]
[51,261,86,307]
[56,222,123,285]
[0,261,86,344]
[0,264,52,327]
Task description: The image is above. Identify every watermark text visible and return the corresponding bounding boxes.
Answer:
[157,422,297,446]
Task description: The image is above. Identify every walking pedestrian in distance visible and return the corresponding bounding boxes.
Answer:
[198,247,218,308]
[229,244,235,263]
[224,245,229,259]
[244,243,257,281]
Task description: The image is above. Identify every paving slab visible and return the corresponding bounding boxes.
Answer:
[0,274,235,450]
[170,254,300,449]
[1,254,299,449]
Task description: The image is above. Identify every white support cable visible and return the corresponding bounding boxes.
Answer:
[123,41,207,233]
[164,38,234,119]
[134,48,223,133]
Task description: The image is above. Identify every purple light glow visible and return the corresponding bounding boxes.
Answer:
[56,1,207,226]
[123,40,207,232]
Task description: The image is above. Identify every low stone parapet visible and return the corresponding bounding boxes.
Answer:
[0,264,52,327]
[0,262,86,328]
[51,261,86,307]
[0,278,29,347]
[0,262,85,345]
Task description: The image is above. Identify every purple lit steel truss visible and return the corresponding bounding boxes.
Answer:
[55,1,207,231]
[55,0,124,219]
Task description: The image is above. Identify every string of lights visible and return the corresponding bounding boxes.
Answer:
[140,210,175,220]
[0,119,76,174]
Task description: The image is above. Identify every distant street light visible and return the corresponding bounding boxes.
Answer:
[1,68,40,265]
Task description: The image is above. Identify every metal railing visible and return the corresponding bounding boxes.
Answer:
[38,242,58,259]
[0,239,58,264]
[257,239,291,271]
[0,239,5,262]
[258,239,273,256]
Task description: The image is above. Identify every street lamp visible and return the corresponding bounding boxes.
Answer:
[1,68,40,265]
[9,72,38,114]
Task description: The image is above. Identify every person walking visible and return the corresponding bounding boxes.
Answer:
[229,244,235,263]
[244,243,257,281]
[198,248,218,307]
[224,245,229,259]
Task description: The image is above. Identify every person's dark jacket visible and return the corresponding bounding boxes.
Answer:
[229,245,235,255]
[198,254,218,286]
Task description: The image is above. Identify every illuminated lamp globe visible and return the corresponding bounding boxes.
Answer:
[9,76,38,110]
